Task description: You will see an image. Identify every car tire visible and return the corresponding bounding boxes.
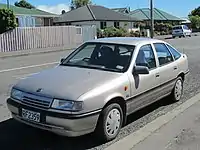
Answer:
[170,77,183,102]
[172,36,175,38]
[95,103,123,142]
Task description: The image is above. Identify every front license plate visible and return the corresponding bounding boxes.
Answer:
[22,108,40,123]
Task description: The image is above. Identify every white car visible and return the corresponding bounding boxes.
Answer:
[172,25,192,38]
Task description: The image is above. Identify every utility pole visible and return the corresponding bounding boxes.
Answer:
[150,0,154,38]
[7,0,10,9]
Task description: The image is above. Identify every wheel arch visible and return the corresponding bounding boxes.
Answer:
[102,96,127,126]
[178,72,185,81]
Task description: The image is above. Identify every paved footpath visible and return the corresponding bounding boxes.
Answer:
[106,93,200,150]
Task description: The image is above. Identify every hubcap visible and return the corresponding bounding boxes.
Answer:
[175,79,183,100]
[105,108,121,137]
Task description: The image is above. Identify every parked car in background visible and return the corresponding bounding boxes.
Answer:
[172,25,192,38]
[7,37,189,142]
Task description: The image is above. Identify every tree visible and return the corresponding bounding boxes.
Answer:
[189,15,200,29]
[14,0,35,9]
[71,0,92,9]
[0,8,17,34]
[61,10,66,14]
[191,6,200,17]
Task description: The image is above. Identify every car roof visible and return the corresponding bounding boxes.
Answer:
[87,37,164,46]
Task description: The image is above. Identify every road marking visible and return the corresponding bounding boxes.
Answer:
[0,62,58,73]
[105,93,200,150]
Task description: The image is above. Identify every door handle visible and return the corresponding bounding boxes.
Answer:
[155,73,160,78]
[174,66,178,70]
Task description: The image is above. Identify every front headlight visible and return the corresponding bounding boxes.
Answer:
[11,88,23,100]
[51,99,83,111]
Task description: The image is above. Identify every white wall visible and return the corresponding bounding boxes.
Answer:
[71,21,100,28]
[70,21,139,31]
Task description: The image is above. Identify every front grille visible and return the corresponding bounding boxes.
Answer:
[21,93,52,108]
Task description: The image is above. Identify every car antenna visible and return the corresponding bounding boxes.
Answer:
[182,48,185,54]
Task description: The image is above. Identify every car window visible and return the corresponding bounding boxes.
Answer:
[166,44,181,60]
[61,42,135,73]
[183,25,189,30]
[70,44,96,61]
[173,26,182,30]
[154,43,173,66]
[136,44,156,69]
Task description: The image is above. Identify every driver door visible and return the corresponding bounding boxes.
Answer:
[127,44,160,115]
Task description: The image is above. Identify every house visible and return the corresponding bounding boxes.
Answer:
[129,8,184,26]
[112,7,131,14]
[53,5,140,30]
[0,3,57,27]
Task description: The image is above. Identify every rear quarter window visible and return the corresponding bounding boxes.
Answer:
[166,44,182,60]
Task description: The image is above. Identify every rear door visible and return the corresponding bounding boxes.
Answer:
[152,43,178,97]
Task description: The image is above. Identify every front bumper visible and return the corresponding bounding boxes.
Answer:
[7,98,100,137]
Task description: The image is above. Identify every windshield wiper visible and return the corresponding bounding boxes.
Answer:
[60,63,121,72]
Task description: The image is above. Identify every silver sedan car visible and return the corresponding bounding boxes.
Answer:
[7,37,189,142]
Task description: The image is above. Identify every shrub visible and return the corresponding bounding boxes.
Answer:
[0,8,17,34]
[154,22,173,35]
[115,27,128,37]
[103,27,117,37]
[102,27,128,37]
[97,28,103,38]
[129,30,141,37]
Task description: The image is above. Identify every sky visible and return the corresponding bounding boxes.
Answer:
[1,0,200,17]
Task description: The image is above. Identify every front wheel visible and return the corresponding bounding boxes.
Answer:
[170,77,183,102]
[95,103,123,142]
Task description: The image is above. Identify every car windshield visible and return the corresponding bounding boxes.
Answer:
[61,42,135,73]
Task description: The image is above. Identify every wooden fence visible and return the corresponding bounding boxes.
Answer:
[0,26,96,52]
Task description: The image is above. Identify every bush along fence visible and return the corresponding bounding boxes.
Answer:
[0,25,96,52]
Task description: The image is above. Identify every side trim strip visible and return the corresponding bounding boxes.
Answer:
[185,69,190,75]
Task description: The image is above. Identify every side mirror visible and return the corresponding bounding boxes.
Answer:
[60,58,65,63]
[133,66,149,75]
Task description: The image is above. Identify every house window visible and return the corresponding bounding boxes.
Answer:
[35,17,44,27]
[114,22,120,28]
[100,21,107,29]
[65,22,71,25]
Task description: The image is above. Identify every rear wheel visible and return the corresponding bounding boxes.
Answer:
[95,103,123,142]
[170,77,183,102]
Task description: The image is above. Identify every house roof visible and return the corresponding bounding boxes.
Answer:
[112,7,130,13]
[54,5,140,23]
[130,8,183,21]
[0,3,57,17]
[181,17,191,24]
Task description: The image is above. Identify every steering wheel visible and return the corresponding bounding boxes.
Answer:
[82,57,90,62]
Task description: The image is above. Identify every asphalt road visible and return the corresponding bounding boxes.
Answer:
[0,35,200,150]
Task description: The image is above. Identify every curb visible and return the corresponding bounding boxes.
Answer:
[0,48,73,59]
[105,92,200,150]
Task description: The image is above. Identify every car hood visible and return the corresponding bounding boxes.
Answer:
[14,66,121,100]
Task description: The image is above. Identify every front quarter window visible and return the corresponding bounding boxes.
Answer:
[61,42,135,72]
